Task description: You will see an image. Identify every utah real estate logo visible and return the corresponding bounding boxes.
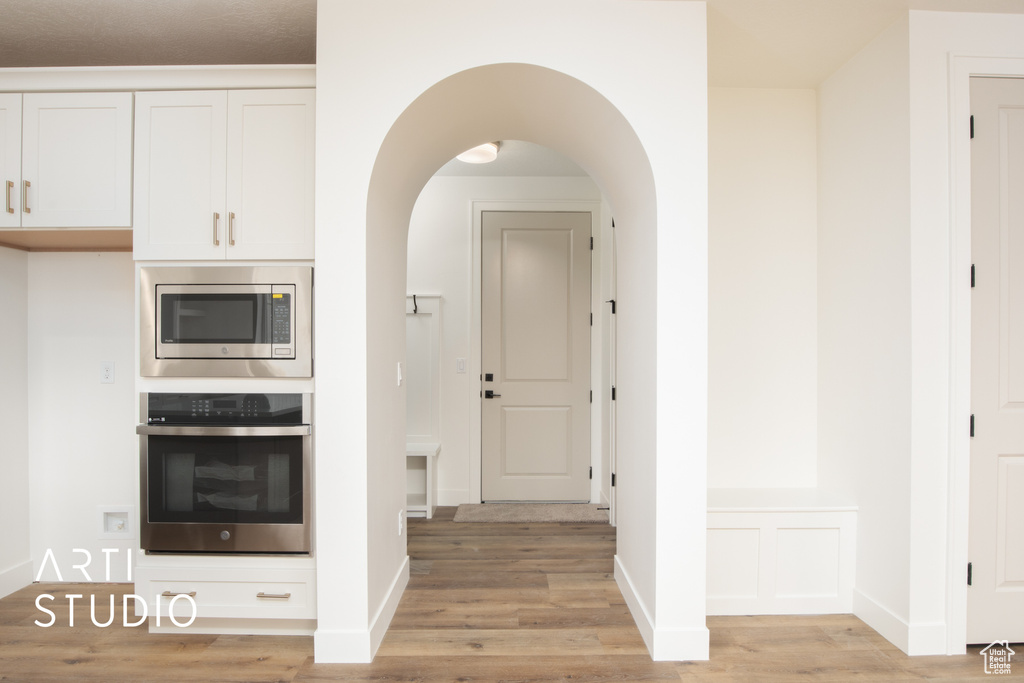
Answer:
[980,641,1014,675]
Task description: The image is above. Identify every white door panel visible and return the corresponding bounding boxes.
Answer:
[21,92,132,228]
[482,211,591,502]
[969,76,1024,644]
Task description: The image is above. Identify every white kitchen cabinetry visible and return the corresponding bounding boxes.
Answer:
[133,89,315,261]
[0,92,132,229]
[134,559,316,635]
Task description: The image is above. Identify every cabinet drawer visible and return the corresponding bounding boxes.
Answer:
[139,568,316,620]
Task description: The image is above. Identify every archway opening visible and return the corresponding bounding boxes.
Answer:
[362,61,657,636]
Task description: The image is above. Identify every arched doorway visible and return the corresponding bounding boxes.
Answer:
[313,59,708,663]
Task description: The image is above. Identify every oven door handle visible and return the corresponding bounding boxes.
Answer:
[136,425,311,437]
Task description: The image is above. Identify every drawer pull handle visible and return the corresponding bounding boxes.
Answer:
[256,592,291,600]
[160,591,196,598]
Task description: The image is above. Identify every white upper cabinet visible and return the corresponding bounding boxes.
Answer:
[1,92,132,229]
[0,94,21,229]
[134,89,315,261]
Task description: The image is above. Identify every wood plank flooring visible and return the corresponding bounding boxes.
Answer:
[0,507,1003,681]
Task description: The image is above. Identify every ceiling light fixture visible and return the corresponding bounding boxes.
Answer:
[456,141,500,164]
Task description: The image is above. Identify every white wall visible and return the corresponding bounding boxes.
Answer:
[315,0,708,662]
[0,246,31,597]
[407,175,602,505]
[708,87,818,489]
[906,10,1024,655]
[28,252,136,583]
[818,16,914,650]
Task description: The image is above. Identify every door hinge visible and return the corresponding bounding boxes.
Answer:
[590,312,593,326]
[590,390,593,403]
[970,414,975,437]
[589,466,593,480]
[590,236,594,250]
[606,299,616,314]
[611,386,616,401]
[970,115,975,139]
[611,473,616,487]
[611,218,616,229]
[971,264,976,288]
[968,561,973,586]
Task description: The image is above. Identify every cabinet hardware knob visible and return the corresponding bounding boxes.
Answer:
[5,180,12,214]
[212,212,220,246]
[256,592,291,600]
[22,180,30,214]
[160,591,197,598]
[228,211,236,246]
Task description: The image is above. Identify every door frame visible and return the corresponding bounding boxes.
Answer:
[949,58,1024,653]
[469,200,610,506]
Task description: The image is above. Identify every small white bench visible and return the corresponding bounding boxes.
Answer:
[406,442,440,519]
[707,488,857,615]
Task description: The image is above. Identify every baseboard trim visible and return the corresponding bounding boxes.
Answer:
[614,555,709,661]
[853,588,909,653]
[369,555,410,657]
[314,627,373,663]
[614,554,654,653]
[0,560,32,600]
[314,556,410,664]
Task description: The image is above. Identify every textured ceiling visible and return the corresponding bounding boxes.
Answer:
[1,0,1021,83]
[0,0,315,68]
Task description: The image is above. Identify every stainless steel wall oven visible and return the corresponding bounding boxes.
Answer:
[138,393,312,554]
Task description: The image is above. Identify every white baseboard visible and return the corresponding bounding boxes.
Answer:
[853,588,909,653]
[614,555,709,662]
[314,627,374,663]
[0,560,32,599]
[314,556,409,664]
[907,620,948,656]
[852,588,947,655]
[369,555,410,656]
[438,489,470,506]
[614,555,654,651]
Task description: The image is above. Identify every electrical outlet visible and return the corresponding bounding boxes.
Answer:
[456,358,466,374]
[99,361,114,384]
[397,361,403,387]
[398,509,405,536]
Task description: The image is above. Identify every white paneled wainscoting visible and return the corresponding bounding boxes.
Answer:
[706,489,857,615]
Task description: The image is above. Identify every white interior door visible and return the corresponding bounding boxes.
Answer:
[969,76,1024,644]
[481,211,592,502]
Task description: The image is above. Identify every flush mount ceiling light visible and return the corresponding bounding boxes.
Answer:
[456,141,500,163]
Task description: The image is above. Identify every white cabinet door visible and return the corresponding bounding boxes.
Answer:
[21,92,132,228]
[226,89,315,260]
[133,90,228,260]
[0,94,21,228]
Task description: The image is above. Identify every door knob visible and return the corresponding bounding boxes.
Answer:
[484,390,502,399]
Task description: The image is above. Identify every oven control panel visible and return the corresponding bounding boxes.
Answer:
[145,393,306,425]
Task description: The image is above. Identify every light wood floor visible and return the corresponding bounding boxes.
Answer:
[0,507,1001,682]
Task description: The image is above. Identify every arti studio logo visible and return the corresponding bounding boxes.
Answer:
[33,548,197,628]
[981,641,1015,675]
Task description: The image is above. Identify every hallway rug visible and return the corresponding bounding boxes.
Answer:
[453,503,609,523]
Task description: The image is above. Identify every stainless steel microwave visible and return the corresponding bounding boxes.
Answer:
[140,266,313,378]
